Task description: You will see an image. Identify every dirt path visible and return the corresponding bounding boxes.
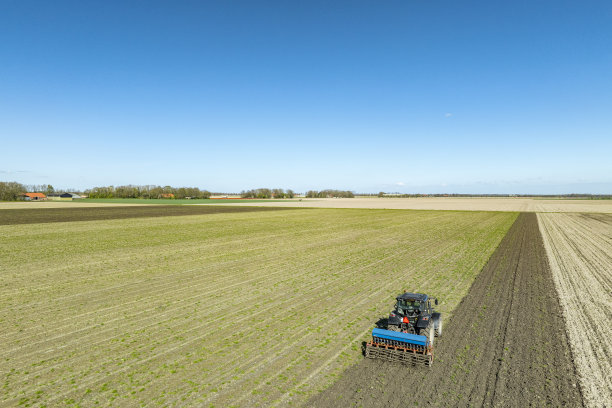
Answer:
[538,213,612,407]
[309,213,584,408]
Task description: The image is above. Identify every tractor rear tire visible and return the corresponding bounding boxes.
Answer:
[427,324,435,346]
[419,324,435,346]
[435,317,443,337]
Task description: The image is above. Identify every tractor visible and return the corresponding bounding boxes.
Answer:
[365,292,442,367]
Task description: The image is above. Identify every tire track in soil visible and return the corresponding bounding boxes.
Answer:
[308,213,584,408]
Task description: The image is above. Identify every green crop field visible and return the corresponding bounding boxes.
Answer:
[0,208,516,407]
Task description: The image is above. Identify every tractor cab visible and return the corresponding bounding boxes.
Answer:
[388,292,440,334]
[396,299,424,315]
[394,292,437,316]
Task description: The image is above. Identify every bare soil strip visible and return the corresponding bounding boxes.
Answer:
[0,205,293,225]
[538,213,612,407]
[309,213,584,408]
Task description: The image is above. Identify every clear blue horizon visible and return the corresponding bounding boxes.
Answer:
[1,1,611,194]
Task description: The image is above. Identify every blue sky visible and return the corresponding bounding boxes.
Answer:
[1,0,611,193]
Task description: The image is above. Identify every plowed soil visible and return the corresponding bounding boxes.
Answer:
[309,213,584,408]
[0,205,292,225]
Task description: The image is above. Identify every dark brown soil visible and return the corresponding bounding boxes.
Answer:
[0,205,294,225]
[309,213,584,407]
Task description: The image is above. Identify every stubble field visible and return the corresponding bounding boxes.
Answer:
[0,207,516,407]
[538,212,612,407]
[197,197,612,213]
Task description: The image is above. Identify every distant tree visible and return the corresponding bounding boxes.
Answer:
[0,181,26,201]
[149,186,162,198]
[86,186,115,198]
[115,185,139,198]
[25,184,47,193]
[378,191,384,197]
[241,188,294,199]
[304,189,354,198]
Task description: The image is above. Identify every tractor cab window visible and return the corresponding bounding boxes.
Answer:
[397,299,422,314]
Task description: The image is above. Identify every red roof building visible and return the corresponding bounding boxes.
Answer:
[22,193,47,201]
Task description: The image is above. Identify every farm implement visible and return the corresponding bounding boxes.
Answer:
[365,292,442,367]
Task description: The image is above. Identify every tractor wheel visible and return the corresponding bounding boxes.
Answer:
[419,324,435,346]
[427,324,435,346]
[435,317,443,337]
[387,325,400,332]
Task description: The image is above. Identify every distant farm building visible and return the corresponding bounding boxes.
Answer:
[160,193,175,199]
[21,192,47,201]
[48,193,82,201]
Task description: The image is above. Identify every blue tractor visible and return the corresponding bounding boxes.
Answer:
[365,292,442,367]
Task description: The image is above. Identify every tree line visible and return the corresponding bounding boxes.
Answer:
[240,188,295,199]
[305,189,354,198]
[86,185,211,199]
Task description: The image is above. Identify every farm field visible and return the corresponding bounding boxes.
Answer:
[203,197,612,213]
[538,213,612,407]
[85,198,290,205]
[3,197,612,213]
[0,201,144,210]
[311,213,584,407]
[0,205,294,225]
[0,198,288,210]
[0,207,516,407]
